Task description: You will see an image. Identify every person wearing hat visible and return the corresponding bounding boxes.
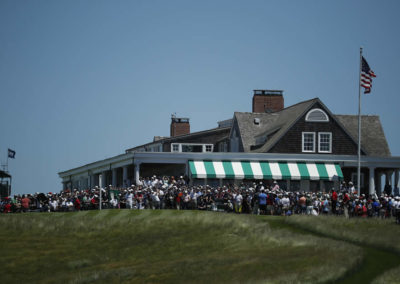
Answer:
[348,182,357,195]
[272,181,280,191]
[125,189,134,209]
[234,191,243,214]
[342,191,350,218]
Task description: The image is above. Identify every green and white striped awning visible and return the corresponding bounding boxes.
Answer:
[189,161,343,181]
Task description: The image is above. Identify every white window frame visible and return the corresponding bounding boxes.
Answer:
[318,132,332,153]
[302,132,315,153]
[171,143,213,153]
[305,108,329,122]
[204,145,213,152]
[172,143,180,152]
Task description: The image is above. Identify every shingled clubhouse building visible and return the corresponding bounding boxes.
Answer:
[59,90,400,195]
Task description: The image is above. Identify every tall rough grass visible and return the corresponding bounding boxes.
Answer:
[372,266,400,284]
[0,211,361,283]
[285,215,400,252]
[286,215,400,283]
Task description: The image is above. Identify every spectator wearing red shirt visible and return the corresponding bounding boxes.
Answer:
[331,190,338,214]
[74,197,81,211]
[3,198,11,213]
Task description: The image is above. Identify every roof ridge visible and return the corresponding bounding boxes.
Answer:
[234,98,319,116]
[278,97,319,113]
[125,126,230,152]
[335,114,379,117]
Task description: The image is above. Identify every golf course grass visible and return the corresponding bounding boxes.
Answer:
[0,210,399,283]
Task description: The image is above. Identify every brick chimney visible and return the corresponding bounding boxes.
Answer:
[170,115,190,137]
[252,90,284,113]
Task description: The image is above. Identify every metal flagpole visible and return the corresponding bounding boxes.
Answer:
[6,149,9,173]
[357,47,363,196]
[99,174,102,210]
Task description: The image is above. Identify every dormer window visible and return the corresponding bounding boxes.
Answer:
[302,132,315,152]
[305,108,329,122]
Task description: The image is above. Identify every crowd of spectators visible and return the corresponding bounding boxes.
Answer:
[1,175,400,223]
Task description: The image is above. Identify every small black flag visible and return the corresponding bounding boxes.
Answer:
[8,149,15,159]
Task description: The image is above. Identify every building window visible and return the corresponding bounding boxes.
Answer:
[218,142,228,152]
[318,132,332,153]
[171,143,213,153]
[182,145,203,152]
[302,132,315,152]
[172,144,179,152]
[305,108,329,122]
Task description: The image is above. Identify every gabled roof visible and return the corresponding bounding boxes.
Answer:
[234,97,390,157]
[335,115,391,157]
[234,98,318,152]
[125,126,230,153]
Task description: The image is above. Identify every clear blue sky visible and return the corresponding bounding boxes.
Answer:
[1,0,399,195]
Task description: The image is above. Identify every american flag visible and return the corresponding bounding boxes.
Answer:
[360,56,376,94]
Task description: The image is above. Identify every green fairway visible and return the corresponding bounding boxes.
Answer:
[0,211,399,283]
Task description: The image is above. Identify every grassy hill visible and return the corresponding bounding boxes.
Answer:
[0,210,399,283]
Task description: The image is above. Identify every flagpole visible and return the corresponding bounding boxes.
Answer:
[6,150,9,173]
[357,47,363,196]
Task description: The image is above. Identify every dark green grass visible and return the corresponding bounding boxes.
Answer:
[0,211,362,283]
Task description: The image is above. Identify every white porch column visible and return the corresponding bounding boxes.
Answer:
[134,163,140,185]
[369,167,375,196]
[112,168,117,187]
[395,169,400,196]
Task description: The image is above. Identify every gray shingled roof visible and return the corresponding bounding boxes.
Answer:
[125,126,230,152]
[234,98,391,157]
[335,115,391,157]
[235,98,318,152]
